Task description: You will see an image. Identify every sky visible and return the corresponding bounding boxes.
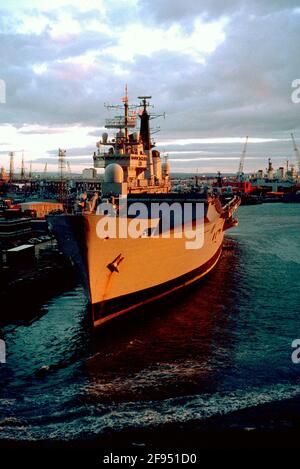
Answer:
[0,0,300,174]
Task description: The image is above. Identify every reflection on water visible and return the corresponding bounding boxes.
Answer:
[0,204,299,439]
[85,244,241,403]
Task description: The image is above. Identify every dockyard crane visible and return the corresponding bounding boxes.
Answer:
[58,148,67,203]
[20,151,25,179]
[9,151,14,181]
[237,136,248,182]
[290,133,300,173]
[58,148,67,178]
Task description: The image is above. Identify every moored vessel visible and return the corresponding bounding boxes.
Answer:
[48,91,240,327]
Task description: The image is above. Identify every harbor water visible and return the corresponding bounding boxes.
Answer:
[0,203,300,443]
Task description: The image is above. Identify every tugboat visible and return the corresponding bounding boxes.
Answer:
[48,90,240,327]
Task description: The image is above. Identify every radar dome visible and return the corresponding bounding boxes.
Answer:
[162,161,171,175]
[104,163,124,183]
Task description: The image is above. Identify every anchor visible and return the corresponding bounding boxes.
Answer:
[107,253,124,273]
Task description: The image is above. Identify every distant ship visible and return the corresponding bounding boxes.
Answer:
[48,91,240,327]
[283,190,300,203]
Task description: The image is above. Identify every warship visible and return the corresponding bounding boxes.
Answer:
[48,91,240,327]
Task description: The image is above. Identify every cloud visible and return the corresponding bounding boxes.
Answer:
[138,0,300,22]
[46,144,95,156]
[18,125,70,134]
[87,128,105,137]
[0,1,299,173]
[34,156,93,165]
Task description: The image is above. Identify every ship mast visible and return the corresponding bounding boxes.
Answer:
[138,96,151,151]
[138,95,154,181]
[105,85,136,145]
[123,84,129,141]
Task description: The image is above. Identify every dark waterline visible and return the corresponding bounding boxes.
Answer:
[0,203,300,441]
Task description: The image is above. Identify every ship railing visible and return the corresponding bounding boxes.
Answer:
[221,195,241,218]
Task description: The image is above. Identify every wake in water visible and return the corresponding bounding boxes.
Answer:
[1,382,300,440]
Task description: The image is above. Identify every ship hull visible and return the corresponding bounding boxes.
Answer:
[91,245,222,326]
[48,197,237,328]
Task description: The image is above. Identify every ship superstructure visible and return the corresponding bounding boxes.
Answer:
[93,90,170,196]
